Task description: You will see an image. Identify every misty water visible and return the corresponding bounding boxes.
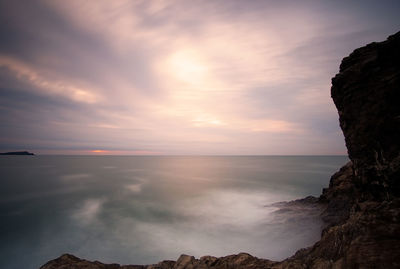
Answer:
[0,156,348,269]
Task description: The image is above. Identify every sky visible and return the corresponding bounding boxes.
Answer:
[0,0,399,155]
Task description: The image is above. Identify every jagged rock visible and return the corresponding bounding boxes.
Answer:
[40,253,276,269]
[279,30,400,269]
[269,196,325,229]
[331,31,400,200]
[319,162,356,226]
[39,32,400,269]
[39,254,143,269]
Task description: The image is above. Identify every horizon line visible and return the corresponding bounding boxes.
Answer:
[2,154,348,157]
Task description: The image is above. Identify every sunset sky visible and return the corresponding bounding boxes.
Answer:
[1,0,399,155]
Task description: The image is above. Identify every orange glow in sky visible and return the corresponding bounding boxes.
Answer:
[91,150,108,153]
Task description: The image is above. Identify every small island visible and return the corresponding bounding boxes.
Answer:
[0,151,35,155]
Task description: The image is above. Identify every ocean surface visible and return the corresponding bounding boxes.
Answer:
[0,156,348,269]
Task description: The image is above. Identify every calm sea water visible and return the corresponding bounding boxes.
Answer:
[0,156,347,269]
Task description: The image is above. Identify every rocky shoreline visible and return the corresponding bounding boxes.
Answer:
[40,32,400,268]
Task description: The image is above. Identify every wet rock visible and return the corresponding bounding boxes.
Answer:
[319,162,356,227]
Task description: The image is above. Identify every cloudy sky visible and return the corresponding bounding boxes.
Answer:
[1,0,399,155]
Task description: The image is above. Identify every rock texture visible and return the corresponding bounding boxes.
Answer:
[40,253,277,269]
[40,32,400,269]
[278,30,400,268]
[331,32,400,200]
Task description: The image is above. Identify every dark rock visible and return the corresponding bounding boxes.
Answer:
[39,32,400,269]
[0,151,34,155]
[269,195,324,225]
[39,254,144,269]
[39,253,276,269]
[280,30,400,269]
[331,31,400,200]
[319,161,356,226]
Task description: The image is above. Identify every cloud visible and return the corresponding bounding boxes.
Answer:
[0,56,100,103]
[1,0,399,154]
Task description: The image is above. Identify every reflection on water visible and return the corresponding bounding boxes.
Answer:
[0,156,347,269]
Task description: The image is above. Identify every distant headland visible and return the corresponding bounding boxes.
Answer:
[0,151,35,155]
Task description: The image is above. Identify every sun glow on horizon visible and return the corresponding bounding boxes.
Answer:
[91,150,108,153]
[87,150,163,155]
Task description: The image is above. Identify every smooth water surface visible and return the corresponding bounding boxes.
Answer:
[0,156,347,269]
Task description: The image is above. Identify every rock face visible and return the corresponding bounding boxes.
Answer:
[280,30,400,268]
[331,32,400,200]
[40,32,400,269]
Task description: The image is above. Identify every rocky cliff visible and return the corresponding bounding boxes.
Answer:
[40,32,400,269]
[331,32,400,201]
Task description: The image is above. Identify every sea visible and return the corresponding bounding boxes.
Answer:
[0,155,348,269]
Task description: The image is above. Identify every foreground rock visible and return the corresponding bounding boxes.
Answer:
[40,32,400,268]
[40,253,277,269]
